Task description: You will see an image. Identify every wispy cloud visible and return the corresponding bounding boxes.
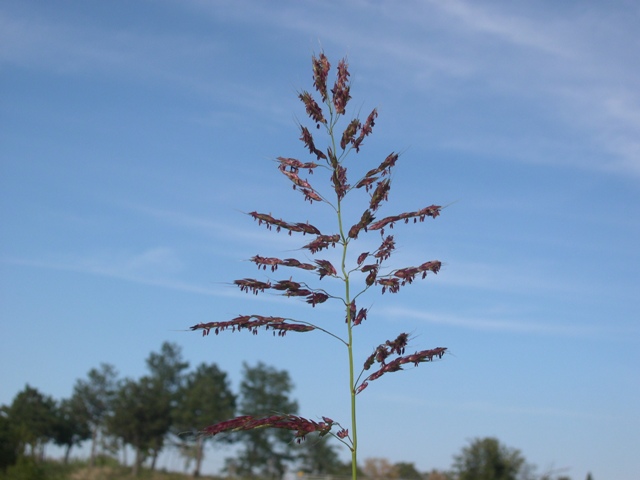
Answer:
[379,306,625,338]
[1,250,222,297]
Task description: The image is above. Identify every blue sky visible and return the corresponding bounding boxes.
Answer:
[1,0,639,478]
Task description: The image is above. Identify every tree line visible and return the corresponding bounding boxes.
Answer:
[0,342,592,480]
[1,342,344,477]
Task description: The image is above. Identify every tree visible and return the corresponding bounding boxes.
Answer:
[108,376,171,476]
[0,405,19,471]
[146,342,189,397]
[145,342,189,470]
[189,53,447,480]
[7,385,56,460]
[394,461,424,480]
[363,457,398,480]
[72,363,118,466]
[452,437,530,480]
[173,362,236,477]
[232,362,299,478]
[51,397,91,463]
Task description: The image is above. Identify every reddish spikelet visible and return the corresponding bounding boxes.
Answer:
[306,292,329,306]
[303,234,341,253]
[299,91,326,126]
[281,258,316,270]
[353,308,367,326]
[272,279,302,292]
[374,235,396,263]
[393,260,441,285]
[341,119,360,150]
[352,108,378,152]
[312,52,330,102]
[348,209,375,239]
[332,58,351,114]
[234,278,271,295]
[332,165,350,200]
[369,179,391,211]
[346,300,356,323]
[250,255,283,272]
[376,277,400,294]
[315,259,337,279]
[355,176,378,191]
[277,156,319,173]
[364,152,398,178]
[280,165,313,190]
[299,127,327,160]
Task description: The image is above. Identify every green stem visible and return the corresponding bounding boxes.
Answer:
[327,103,358,480]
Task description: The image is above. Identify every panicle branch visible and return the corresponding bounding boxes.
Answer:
[190,315,314,337]
[234,277,330,306]
[357,340,447,394]
[248,211,321,235]
[203,414,346,442]
[368,205,442,235]
[249,256,315,272]
[374,259,441,294]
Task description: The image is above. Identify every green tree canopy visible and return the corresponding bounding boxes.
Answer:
[72,363,118,466]
[173,362,236,477]
[452,437,531,480]
[0,405,19,470]
[8,385,56,459]
[51,397,91,464]
[107,376,171,476]
[394,461,424,480]
[144,342,189,471]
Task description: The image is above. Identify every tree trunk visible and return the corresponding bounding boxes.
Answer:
[63,444,72,464]
[150,450,158,471]
[89,426,98,467]
[193,436,204,478]
[133,446,143,477]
